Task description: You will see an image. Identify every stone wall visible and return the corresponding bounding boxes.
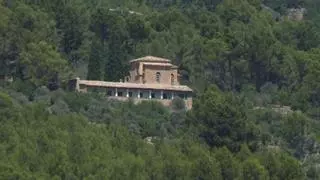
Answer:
[287,8,306,21]
[128,62,140,83]
[143,64,178,85]
[108,96,192,110]
[128,62,179,85]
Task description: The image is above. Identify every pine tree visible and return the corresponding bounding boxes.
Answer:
[87,39,103,80]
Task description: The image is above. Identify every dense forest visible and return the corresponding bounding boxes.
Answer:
[1,0,320,179]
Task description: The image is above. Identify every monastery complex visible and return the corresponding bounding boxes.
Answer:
[69,56,193,110]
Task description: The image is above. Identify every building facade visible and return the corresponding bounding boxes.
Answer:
[69,56,193,109]
[287,8,306,21]
[0,75,13,83]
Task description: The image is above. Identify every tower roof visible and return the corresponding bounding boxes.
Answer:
[129,56,171,63]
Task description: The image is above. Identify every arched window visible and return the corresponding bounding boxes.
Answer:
[171,73,175,85]
[156,72,161,83]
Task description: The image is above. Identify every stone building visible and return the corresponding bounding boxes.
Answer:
[0,75,13,83]
[69,56,193,109]
[287,8,306,21]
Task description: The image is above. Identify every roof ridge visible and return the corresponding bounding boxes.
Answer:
[129,56,171,63]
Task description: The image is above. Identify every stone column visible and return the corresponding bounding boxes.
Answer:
[126,89,129,97]
[160,90,163,99]
[171,92,174,100]
[149,90,152,99]
[115,88,118,97]
[75,77,80,92]
[138,89,141,98]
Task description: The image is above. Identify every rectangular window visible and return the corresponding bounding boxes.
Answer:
[107,90,112,96]
[163,93,168,99]
[140,92,143,98]
[79,84,86,89]
[118,92,123,97]
[97,87,105,93]
[178,93,185,99]
[129,92,133,97]
[151,93,155,99]
[171,74,175,85]
[87,87,96,92]
[156,72,161,83]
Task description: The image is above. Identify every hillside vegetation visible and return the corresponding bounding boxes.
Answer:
[1,0,320,179]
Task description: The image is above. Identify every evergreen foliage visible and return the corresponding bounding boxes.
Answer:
[1,0,320,179]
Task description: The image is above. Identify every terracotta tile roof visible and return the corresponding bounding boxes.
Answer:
[171,65,178,69]
[129,56,171,63]
[142,62,173,67]
[79,80,193,92]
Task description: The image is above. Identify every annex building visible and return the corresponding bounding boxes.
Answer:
[69,56,193,109]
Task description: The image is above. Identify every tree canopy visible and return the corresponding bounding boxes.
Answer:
[1,0,320,179]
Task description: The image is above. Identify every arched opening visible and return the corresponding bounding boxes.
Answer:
[156,72,161,83]
[171,73,175,85]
